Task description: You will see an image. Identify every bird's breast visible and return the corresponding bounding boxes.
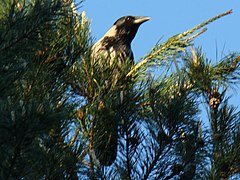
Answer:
[92,36,133,67]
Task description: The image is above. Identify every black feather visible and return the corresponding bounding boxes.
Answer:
[92,15,149,166]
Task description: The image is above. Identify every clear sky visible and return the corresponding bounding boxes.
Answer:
[82,0,239,60]
[81,0,240,124]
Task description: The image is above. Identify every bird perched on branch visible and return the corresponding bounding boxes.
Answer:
[92,15,150,166]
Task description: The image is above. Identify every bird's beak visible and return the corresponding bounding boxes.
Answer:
[133,16,150,24]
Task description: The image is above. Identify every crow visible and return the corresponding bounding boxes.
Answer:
[91,15,150,166]
[92,15,150,67]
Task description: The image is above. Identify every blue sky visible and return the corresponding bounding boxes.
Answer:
[83,0,239,60]
[81,0,240,124]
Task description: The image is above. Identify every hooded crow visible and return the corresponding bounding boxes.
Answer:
[92,15,150,166]
[92,15,150,67]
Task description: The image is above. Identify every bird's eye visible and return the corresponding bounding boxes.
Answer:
[126,17,131,21]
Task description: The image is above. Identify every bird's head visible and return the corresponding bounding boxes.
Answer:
[104,16,150,45]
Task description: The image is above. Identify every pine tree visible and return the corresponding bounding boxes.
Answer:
[0,0,90,179]
[184,48,240,179]
[1,1,239,179]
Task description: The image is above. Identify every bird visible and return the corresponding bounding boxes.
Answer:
[91,15,150,166]
[92,15,150,68]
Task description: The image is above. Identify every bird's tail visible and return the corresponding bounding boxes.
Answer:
[93,105,118,166]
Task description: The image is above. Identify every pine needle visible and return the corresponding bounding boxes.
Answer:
[126,9,233,78]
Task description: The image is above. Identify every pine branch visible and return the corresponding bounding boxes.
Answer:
[6,141,21,180]
[82,57,94,102]
[179,9,232,39]
[126,129,132,180]
[126,9,232,78]
[143,148,163,180]
[143,141,173,180]
[184,28,207,43]
[69,126,81,146]
[88,116,96,175]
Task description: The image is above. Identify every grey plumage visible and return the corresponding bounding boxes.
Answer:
[92,15,150,166]
[92,16,150,67]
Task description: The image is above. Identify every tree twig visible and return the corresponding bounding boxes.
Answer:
[126,9,232,78]
[69,126,81,146]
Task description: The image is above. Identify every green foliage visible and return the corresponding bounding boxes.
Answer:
[0,1,239,179]
[0,0,90,179]
[183,48,240,179]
